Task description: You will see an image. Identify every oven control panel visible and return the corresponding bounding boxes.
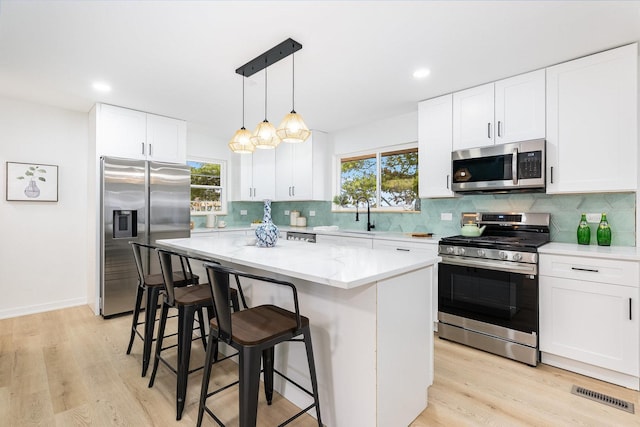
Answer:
[439,244,537,264]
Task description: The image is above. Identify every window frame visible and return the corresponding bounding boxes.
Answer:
[187,157,227,216]
[333,142,419,213]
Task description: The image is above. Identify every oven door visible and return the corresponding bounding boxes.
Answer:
[438,257,538,335]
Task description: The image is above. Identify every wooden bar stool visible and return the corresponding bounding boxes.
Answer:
[126,242,199,377]
[148,249,239,421]
[197,263,322,427]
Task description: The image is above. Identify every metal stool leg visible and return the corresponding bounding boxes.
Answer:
[239,348,262,427]
[142,286,161,377]
[197,327,217,427]
[262,347,275,405]
[303,327,323,426]
[176,305,196,420]
[148,302,169,388]
[126,282,144,355]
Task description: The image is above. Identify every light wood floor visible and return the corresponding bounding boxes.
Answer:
[1,305,638,426]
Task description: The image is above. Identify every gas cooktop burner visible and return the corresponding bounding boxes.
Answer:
[440,212,551,255]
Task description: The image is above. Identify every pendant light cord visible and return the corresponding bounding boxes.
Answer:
[292,51,296,112]
[264,59,268,121]
[241,72,246,128]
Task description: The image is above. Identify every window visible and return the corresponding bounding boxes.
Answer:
[335,144,419,211]
[188,159,227,214]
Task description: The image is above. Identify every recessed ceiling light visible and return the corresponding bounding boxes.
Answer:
[413,68,431,79]
[92,82,112,92]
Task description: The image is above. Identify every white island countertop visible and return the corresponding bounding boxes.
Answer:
[157,235,439,289]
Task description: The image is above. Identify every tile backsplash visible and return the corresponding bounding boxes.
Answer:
[194,192,636,246]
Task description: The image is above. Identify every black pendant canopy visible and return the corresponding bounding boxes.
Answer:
[236,38,302,77]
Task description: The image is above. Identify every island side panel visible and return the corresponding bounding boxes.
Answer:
[377,266,433,427]
[231,263,378,427]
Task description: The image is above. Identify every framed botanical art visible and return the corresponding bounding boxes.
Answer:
[6,162,59,202]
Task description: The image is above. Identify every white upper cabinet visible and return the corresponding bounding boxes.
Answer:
[145,114,187,163]
[494,69,545,144]
[418,94,455,198]
[546,43,638,194]
[238,148,276,201]
[276,140,313,200]
[452,70,545,150]
[275,131,329,201]
[96,103,186,163]
[452,83,495,150]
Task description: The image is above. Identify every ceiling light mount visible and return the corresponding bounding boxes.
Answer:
[236,38,302,77]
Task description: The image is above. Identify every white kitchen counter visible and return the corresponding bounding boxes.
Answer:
[539,242,640,261]
[156,234,438,427]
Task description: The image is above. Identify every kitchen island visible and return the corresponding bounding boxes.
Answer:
[157,235,439,427]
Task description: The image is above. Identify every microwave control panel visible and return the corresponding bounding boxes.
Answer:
[518,151,542,179]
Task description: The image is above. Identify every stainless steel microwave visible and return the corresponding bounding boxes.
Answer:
[451,139,545,193]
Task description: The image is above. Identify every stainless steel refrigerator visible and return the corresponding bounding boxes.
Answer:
[100,156,191,317]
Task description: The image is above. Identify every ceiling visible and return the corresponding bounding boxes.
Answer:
[1,1,640,141]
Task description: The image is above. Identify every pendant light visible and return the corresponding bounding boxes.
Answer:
[228,72,255,154]
[277,51,311,143]
[230,38,304,153]
[250,64,281,149]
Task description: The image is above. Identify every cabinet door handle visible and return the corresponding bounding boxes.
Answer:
[292,186,295,196]
[512,148,518,185]
[550,166,554,184]
[148,144,152,156]
[446,174,450,190]
[487,122,492,139]
[498,121,502,137]
[630,298,632,320]
[571,267,599,273]
[141,142,145,155]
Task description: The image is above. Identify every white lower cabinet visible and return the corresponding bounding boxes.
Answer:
[539,253,639,389]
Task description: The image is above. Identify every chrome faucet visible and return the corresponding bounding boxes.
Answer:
[355,197,375,231]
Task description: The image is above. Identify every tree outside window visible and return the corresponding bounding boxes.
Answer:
[188,160,226,213]
[337,146,419,211]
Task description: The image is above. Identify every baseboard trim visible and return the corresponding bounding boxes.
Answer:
[0,298,87,319]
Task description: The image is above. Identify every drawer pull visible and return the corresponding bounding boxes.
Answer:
[396,248,410,252]
[571,267,599,273]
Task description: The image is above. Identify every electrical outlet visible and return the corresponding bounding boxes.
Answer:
[586,213,601,223]
[441,212,453,221]
[284,210,290,216]
[240,210,247,216]
[309,210,316,217]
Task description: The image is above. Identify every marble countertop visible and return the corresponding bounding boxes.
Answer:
[157,235,440,289]
[539,242,640,261]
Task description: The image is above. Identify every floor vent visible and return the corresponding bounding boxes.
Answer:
[571,385,635,414]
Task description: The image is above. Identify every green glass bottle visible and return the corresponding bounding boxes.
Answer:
[597,213,611,246]
[577,213,590,245]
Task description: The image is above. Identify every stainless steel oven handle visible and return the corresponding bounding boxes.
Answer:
[440,255,537,275]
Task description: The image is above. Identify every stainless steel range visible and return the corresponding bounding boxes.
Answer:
[438,212,550,366]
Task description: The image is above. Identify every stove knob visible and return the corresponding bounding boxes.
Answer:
[477,249,486,257]
[512,253,522,262]
[456,247,466,256]
[446,247,455,254]
[498,251,508,260]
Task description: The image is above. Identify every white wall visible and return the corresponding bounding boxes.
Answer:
[0,96,89,318]
[331,111,418,154]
